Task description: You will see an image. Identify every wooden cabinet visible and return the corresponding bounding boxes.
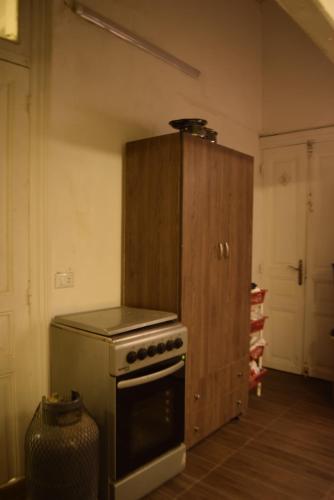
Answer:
[123,133,253,447]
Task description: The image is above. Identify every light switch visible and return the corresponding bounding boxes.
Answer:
[55,271,74,288]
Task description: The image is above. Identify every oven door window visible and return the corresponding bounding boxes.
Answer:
[116,356,185,479]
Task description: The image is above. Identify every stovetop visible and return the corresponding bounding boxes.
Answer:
[53,306,177,337]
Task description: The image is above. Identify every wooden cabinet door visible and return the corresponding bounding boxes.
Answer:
[225,150,253,368]
[182,140,253,446]
[181,135,228,445]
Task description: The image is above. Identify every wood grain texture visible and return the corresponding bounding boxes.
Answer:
[226,150,253,363]
[181,135,228,445]
[145,371,334,500]
[181,135,253,446]
[123,134,181,312]
[123,132,253,448]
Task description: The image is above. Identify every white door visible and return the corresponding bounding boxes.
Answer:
[262,144,308,374]
[304,141,334,380]
[262,140,334,380]
[0,60,32,481]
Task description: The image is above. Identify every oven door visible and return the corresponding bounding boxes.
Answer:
[115,355,185,479]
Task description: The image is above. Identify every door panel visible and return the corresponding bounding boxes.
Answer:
[226,151,253,363]
[304,141,334,380]
[181,135,225,445]
[182,138,252,446]
[0,60,30,480]
[270,308,298,360]
[123,134,181,313]
[262,145,307,374]
[181,136,223,378]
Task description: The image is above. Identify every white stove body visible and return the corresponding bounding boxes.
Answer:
[50,306,187,500]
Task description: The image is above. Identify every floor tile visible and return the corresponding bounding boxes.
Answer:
[202,466,296,500]
[210,419,263,450]
[147,370,334,500]
[190,435,234,465]
[221,448,328,499]
[183,451,215,479]
[154,472,194,498]
[266,415,334,451]
[284,399,334,428]
[143,489,172,500]
[256,428,334,470]
[245,438,334,488]
[178,481,228,499]
[245,394,289,426]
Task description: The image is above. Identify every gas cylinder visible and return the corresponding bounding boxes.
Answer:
[25,391,99,500]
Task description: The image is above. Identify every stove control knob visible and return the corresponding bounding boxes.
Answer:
[148,345,157,357]
[174,338,183,349]
[157,343,166,354]
[137,348,148,360]
[126,351,137,364]
[166,340,174,351]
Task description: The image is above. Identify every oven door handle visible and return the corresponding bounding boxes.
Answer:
[117,360,185,389]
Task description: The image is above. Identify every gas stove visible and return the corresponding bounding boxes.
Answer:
[51,306,187,500]
[52,306,187,375]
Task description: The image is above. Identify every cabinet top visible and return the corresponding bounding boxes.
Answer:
[126,132,253,161]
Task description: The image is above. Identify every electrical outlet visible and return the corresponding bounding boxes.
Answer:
[55,271,74,289]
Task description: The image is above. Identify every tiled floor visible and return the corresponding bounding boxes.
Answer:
[145,370,334,500]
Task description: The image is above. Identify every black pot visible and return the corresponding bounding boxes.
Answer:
[202,127,218,143]
[169,119,218,144]
[169,118,207,137]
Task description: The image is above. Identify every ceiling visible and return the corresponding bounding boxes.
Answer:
[275,0,334,64]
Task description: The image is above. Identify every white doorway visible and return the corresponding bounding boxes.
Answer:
[0,59,34,481]
[304,140,334,380]
[261,129,334,381]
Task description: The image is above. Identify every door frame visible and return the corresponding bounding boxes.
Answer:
[260,125,334,378]
[0,1,50,478]
[261,144,308,374]
[260,126,334,150]
[28,0,51,398]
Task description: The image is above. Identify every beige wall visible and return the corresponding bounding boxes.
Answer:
[262,0,334,134]
[48,0,263,315]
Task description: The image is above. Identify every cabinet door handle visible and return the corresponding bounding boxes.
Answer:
[218,242,224,260]
[218,241,230,259]
[223,241,230,259]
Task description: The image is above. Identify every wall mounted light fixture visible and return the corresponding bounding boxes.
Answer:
[65,1,201,79]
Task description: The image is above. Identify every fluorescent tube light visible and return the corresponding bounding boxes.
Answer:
[66,1,201,79]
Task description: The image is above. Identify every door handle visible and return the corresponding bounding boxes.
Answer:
[218,242,224,260]
[288,259,303,286]
[117,360,184,389]
[223,241,230,259]
[218,241,230,260]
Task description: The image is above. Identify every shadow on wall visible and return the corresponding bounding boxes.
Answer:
[49,105,154,154]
